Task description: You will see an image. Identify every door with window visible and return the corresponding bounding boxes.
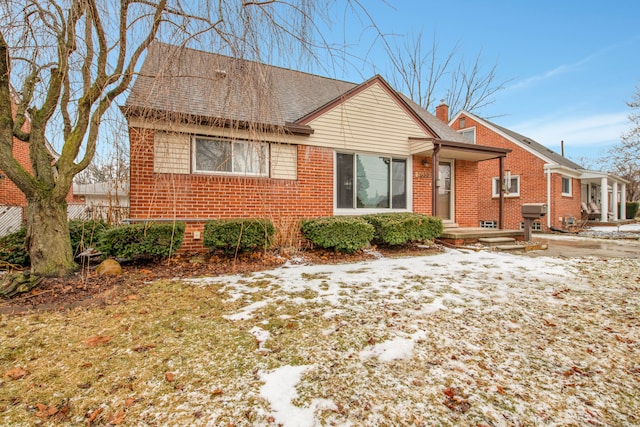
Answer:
[437,161,453,221]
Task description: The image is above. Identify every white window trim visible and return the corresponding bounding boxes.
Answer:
[333,151,412,215]
[457,126,477,144]
[492,175,520,198]
[192,136,270,177]
[561,176,572,197]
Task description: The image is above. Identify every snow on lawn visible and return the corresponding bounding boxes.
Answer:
[185,249,640,426]
[589,223,640,233]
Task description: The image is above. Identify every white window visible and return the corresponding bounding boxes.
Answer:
[336,153,407,210]
[480,220,498,229]
[492,175,520,197]
[562,176,572,196]
[520,221,542,231]
[193,137,269,176]
[458,127,476,143]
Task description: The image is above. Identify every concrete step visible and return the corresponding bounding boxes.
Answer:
[495,244,525,252]
[478,237,516,246]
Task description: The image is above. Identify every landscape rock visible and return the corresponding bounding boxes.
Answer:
[95,259,123,276]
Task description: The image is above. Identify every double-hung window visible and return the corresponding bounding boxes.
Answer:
[561,176,572,196]
[193,137,269,176]
[336,153,407,210]
[492,175,520,197]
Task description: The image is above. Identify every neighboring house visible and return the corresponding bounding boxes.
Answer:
[72,180,130,224]
[0,90,79,236]
[123,42,511,251]
[448,109,629,230]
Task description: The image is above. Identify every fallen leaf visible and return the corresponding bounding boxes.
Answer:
[4,367,28,380]
[109,408,126,425]
[87,408,103,423]
[165,372,174,382]
[212,388,223,395]
[86,336,112,347]
[35,403,58,419]
[133,344,156,352]
[124,398,136,407]
[126,295,138,300]
[496,385,506,395]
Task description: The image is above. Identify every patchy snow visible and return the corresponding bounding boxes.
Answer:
[259,365,337,427]
[250,326,271,351]
[588,223,640,232]
[180,247,640,425]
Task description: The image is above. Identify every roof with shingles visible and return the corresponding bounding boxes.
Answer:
[457,111,585,170]
[126,42,466,143]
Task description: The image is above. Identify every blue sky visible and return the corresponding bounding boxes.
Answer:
[318,0,640,167]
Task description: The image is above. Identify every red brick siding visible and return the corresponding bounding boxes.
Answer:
[451,115,581,229]
[129,127,334,251]
[454,160,479,227]
[412,155,433,215]
[0,138,29,206]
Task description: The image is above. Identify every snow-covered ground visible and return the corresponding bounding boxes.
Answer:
[184,247,640,426]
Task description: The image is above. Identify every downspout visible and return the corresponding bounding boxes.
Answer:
[432,144,441,217]
[498,156,504,229]
[546,168,551,228]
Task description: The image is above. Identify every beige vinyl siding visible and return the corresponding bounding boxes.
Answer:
[305,83,430,156]
[130,118,307,146]
[271,144,297,180]
[154,132,190,174]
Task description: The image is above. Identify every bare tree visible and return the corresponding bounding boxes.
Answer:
[385,30,510,117]
[0,0,372,277]
[606,86,640,202]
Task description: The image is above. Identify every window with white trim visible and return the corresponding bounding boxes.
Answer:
[520,221,542,231]
[193,137,269,176]
[480,220,498,229]
[336,153,407,210]
[561,176,572,196]
[492,175,520,197]
[458,127,476,143]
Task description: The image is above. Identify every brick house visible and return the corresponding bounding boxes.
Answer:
[0,91,81,236]
[123,42,512,251]
[447,109,629,230]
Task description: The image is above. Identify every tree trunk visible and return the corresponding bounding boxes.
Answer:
[25,196,76,277]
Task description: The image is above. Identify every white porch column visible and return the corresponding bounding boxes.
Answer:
[620,183,627,220]
[612,181,619,221]
[600,177,608,222]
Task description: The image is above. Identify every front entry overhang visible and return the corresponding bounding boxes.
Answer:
[409,137,511,161]
[409,138,511,229]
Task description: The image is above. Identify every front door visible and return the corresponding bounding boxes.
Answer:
[437,161,453,221]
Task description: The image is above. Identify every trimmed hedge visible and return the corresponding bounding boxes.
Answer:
[69,220,111,255]
[97,222,185,259]
[0,227,29,267]
[362,213,443,245]
[301,216,374,253]
[0,220,113,267]
[203,219,275,254]
[626,202,639,219]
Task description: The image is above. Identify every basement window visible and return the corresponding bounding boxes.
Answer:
[480,220,498,229]
[193,137,269,176]
[520,221,542,231]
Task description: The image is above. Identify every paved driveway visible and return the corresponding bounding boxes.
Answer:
[528,233,640,258]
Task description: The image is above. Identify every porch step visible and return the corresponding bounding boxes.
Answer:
[478,237,516,246]
[495,244,525,252]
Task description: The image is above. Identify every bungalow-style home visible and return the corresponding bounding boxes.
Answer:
[123,42,513,250]
[447,109,629,231]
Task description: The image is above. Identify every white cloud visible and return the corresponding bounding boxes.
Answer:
[511,111,628,147]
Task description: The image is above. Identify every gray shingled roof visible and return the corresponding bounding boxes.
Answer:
[485,119,584,170]
[126,42,464,142]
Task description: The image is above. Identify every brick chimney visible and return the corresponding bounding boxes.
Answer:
[435,99,449,123]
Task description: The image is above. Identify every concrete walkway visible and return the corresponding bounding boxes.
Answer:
[526,233,640,258]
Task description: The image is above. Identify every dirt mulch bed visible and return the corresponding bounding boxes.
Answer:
[0,244,441,315]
